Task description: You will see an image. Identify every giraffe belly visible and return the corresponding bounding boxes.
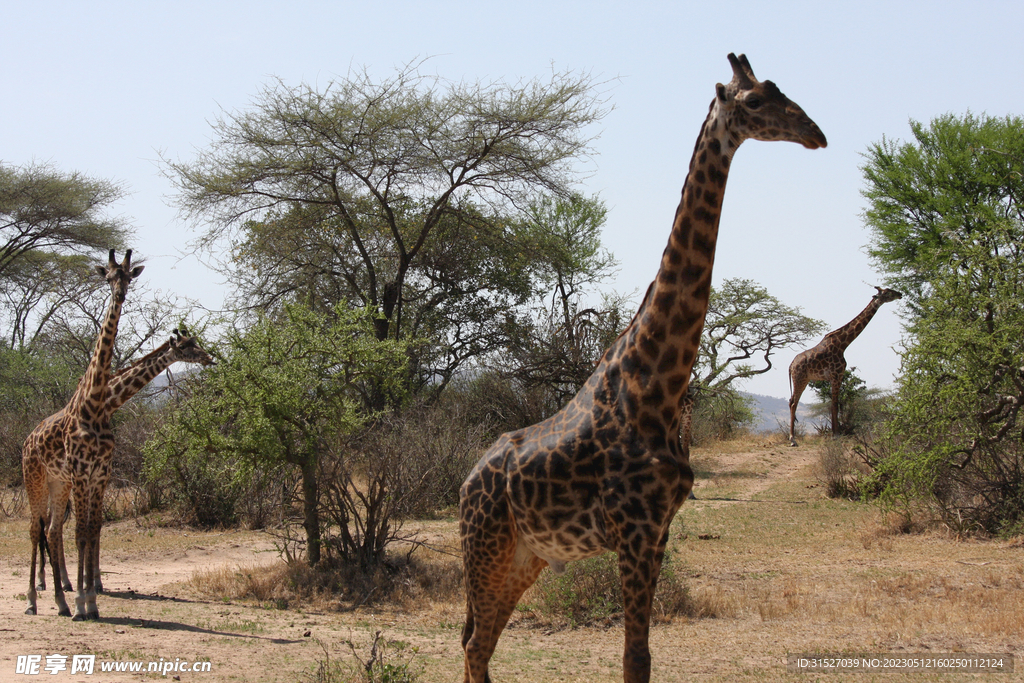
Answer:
[512,508,609,574]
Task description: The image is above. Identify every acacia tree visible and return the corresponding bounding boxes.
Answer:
[165,64,608,372]
[863,113,1024,533]
[863,112,1024,314]
[0,162,131,348]
[694,278,824,392]
[680,278,824,438]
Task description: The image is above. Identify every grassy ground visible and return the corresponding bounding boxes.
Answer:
[1,435,1021,681]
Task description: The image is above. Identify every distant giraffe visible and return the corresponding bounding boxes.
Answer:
[787,287,902,446]
[24,328,214,600]
[459,54,826,683]
[23,250,143,619]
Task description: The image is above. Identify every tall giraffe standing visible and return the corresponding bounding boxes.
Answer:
[787,287,902,446]
[24,328,213,604]
[23,250,143,619]
[459,54,826,683]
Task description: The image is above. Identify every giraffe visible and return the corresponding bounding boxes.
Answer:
[459,53,826,683]
[23,249,143,619]
[24,328,214,601]
[787,287,902,446]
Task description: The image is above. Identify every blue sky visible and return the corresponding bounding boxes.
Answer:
[4,0,1023,399]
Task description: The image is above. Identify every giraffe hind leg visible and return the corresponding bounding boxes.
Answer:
[26,515,42,615]
[462,540,546,683]
[460,458,547,683]
[788,377,809,447]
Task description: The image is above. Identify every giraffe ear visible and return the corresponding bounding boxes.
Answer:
[716,83,728,102]
[130,265,145,277]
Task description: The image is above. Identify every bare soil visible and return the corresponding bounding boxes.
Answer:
[2,437,1022,682]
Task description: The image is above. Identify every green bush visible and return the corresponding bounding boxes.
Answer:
[524,548,695,628]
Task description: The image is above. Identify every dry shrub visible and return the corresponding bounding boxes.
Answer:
[187,546,464,612]
[307,632,422,683]
[814,438,869,499]
[0,485,26,518]
[359,400,490,520]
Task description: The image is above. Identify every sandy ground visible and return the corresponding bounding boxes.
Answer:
[1,439,1022,682]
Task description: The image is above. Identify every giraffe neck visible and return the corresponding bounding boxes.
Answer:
[825,297,884,351]
[108,341,175,411]
[616,98,740,411]
[69,295,124,418]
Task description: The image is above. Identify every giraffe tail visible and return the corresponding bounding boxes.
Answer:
[37,516,48,563]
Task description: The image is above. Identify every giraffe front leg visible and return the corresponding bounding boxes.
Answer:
[46,515,71,617]
[91,532,103,593]
[70,483,97,621]
[72,513,89,621]
[830,370,844,437]
[618,534,668,683]
[80,496,105,619]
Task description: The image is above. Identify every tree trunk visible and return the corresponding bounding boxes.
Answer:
[300,456,321,566]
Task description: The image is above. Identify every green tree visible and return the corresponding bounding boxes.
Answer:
[863,112,1024,315]
[165,63,608,376]
[862,113,1024,533]
[505,193,627,409]
[144,304,407,565]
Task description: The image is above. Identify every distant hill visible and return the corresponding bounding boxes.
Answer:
[741,391,819,434]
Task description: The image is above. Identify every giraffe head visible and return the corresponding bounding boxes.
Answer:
[715,53,827,150]
[169,326,216,366]
[873,286,903,304]
[94,249,145,303]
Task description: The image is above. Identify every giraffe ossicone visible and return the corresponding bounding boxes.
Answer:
[787,287,902,446]
[459,53,826,683]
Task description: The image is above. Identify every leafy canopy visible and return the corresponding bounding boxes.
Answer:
[165,62,609,349]
[863,113,1024,533]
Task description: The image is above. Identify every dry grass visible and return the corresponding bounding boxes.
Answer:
[4,436,1023,682]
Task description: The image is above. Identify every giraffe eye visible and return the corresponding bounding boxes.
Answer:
[744,95,763,110]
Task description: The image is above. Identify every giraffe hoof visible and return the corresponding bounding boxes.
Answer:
[62,581,73,592]
[25,606,37,616]
[58,607,72,618]
[71,612,86,621]
[86,610,100,621]
[36,582,46,591]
